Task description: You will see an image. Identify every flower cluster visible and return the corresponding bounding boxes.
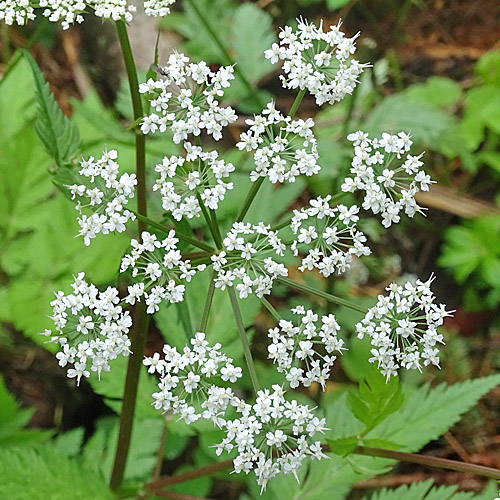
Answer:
[41,273,132,385]
[237,101,319,183]
[212,223,288,299]
[341,131,434,227]
[140,52,237,143]
[265,18,367,106]
[120,231,206,313]
[290,195,370,276]
[216,385,328,492]
[0,0,175,27]
[355,276,452,380]
[153,142,234,220]
[268,306,345,389]
[144,332,242,425]
[66,149,136,246]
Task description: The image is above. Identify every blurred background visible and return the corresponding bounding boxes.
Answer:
[0,0,499,498]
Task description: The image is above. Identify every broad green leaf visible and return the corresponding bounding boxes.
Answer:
[475,50,500,86]
[367,375,500,452]
[0,447,113,500]
[405,76,462,108]
[328,436,358,456]
[24,52,80,169]
[231,3,276,85]
[348,371,404,432]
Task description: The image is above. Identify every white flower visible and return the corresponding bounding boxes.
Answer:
[356,276,453,380]
[342,131,433,227]
[153,143,234,220]
[290,195,370,277]
[140,53,237,142]
[268,308,346,389]
[145,333,242,426]
[66,149,136,245]
[218,386,329,491]
[213,222,288,299]
[265,18,369,105]
[236,101,320,183]
[120,231,206,308]
[43,273,132,384]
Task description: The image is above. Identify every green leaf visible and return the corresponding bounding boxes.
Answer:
[24,52,80,169]
[367,375,500,452]
[475,50,500,86]
[0,376,51,447]
[348,371,404,432]
[405,76,462,108]
[230,3,276,85]
[326,0,352,9]
[328,436,358,456]
[0,447,113,500]
[363,478,495,500]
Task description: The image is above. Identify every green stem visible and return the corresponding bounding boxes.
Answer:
[227,287,260,393]
[133,212,216,254]
[110,21,148,492]
[235,177,264,222]
[186,0,264,108]
[288,89,306,118]
[235,89,307,224]
[199,271,217,332]
[278,277,367,314]
[196,193,223,249]
[260,297,281,322]
[353,446,500,481]
[209,209,223,248]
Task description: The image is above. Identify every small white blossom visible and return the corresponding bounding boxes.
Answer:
[342,131,433,227]
[265,18,369,105]
[290,195,370,277]
[268,308,346,389]
[356,275,453,380]
[42,273,132,384]
[237,100,320,183]
[140,52,237,143]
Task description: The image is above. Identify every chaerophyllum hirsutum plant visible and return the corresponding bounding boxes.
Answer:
[8,1,500,497]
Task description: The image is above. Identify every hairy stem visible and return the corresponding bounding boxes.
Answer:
[353,446,500,480]
[227,287,260,393]
[278,277,367,314]
[110,21,148,491]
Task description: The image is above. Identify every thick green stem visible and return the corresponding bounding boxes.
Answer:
[227,287,260,393]
[353,446,500,480]
[288,89,306,118]
[109,303,149,491]
[196,193,223,249]
[186,0,264,108]
[110,21,148,492]
[199,271,217,332]
[278,277,367,314]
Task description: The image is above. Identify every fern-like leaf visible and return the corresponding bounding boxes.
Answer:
[24,52,80,170]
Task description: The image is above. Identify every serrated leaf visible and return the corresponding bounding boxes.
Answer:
[327,436,358,456]
[24,52,80,169]
[0,447,113,500]
[367,375,500,452]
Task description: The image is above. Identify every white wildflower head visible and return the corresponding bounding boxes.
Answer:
[43,272,132,385]
[341,131,433,227]
[140,52,237,143]
[290,195,370,277]
[212,222,288,299]
[268,307,346,389]
[145,332,242,426]
[0,0,175,27]
[218,385,329,492]
[355,275,453,380]
[237,100,320,183]
[265,18,368,106]
[66,148,136,246]
[120,230,207,313]
[153,143,234,220]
